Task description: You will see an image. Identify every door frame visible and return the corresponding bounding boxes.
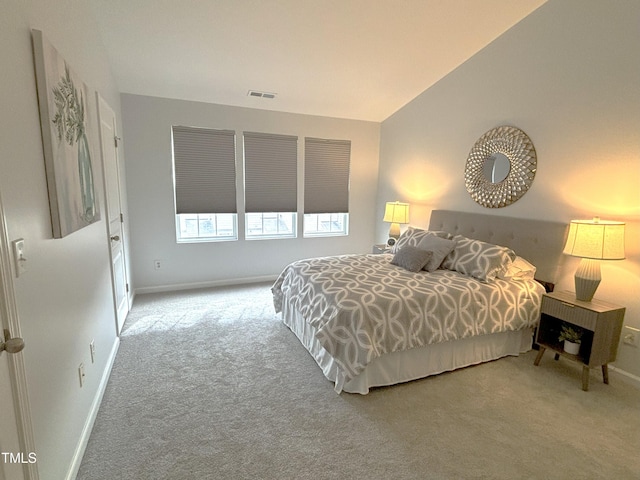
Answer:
[0,193,39,480]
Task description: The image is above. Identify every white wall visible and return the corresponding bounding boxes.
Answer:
[377,0,640,378]
[1,2,635,477]
[121,94,380,292]
[1,0,128,478]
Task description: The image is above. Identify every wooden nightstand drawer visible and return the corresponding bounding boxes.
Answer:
[541,296,597,331]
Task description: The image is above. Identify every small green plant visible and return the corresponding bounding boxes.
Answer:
[558,324,582,344]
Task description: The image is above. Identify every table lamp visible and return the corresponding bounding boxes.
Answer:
[563,217,625,302]
[383,201,409,243]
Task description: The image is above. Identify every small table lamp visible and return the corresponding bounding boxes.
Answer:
[383,201,409,241]
[563,217,625,302]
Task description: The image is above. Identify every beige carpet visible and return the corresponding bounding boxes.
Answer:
[77,282,640,479]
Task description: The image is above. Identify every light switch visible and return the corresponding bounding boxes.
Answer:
[12,238,27,277]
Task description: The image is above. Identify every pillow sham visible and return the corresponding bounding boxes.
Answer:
[498,256,537,281]
[390,246,433,272]
[416,235,456,272]
[441,235,516,282]
[392,227,452,253]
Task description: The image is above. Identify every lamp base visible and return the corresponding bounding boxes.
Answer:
[388,223,401,240]
[574,258,601,302]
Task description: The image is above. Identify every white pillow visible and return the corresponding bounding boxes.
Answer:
[498,256,537,281]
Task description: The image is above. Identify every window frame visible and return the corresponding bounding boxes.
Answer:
[245,212,297,240]
[176,213,238,243]
[303,213,349,237]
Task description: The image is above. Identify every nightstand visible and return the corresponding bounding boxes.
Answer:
[534,290,625,391]
[372,244,392,254]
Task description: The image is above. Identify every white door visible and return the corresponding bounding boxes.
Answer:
[97,94,129,334]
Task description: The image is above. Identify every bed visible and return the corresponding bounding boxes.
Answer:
[272,210,568,394]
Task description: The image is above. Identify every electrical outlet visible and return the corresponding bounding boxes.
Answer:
[90,340,96,363]
[154,260,162,270]
[622,326,640,347]
[78,363,85,387]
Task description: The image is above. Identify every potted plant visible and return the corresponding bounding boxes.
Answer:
[558,324,582,355]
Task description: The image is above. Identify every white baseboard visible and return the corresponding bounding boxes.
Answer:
[65,336,120,480]
[134,275,278,295]
[128,290,135,312]
[609,365,640,390]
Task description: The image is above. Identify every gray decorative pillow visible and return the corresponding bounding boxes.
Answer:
[392,227,452,253]
[390,247,434,272]
[416,235,456,272]
[441,235,516,282]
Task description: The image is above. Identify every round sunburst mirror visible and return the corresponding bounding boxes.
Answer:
[464,126,537,208]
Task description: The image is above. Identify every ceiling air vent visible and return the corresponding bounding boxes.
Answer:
[248,90,277,99]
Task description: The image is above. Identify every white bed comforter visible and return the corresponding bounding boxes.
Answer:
[272,253,544,386]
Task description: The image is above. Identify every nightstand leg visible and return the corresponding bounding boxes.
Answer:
[602,364,609,384]
[582,366,590,391]
[534,347,545,366]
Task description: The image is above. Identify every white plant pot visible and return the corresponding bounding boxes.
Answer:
[564,340,580,355]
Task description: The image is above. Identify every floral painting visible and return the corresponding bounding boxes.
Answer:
[32,29,100,238]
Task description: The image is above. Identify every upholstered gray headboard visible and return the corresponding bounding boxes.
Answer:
[428,210,568,285]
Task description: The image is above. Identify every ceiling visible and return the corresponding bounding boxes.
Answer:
[89,0,547,122]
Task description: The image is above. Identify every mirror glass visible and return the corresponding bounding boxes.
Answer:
[482,153,510,183]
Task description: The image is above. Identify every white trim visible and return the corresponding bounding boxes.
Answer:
[0,193,39,480]
[134,275,277,295]
[65,337,120,480]
[609,364,640,390]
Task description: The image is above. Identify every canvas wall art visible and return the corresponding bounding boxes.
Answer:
[32,29,100,238]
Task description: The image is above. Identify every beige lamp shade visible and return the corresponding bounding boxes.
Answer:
[563,218,625,302]
[383,202,410,224]
[563,218,625,260]
[383,201,409,240]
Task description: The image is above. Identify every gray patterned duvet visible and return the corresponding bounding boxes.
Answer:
[272,253,545,385]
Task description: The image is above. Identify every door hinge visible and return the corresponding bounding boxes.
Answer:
[120,213,124,223]
[126,283,130,293]
[114,136,121,148]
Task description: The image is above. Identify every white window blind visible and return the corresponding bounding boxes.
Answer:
[172,126,237,214]
[304,137,351,214]
[243,132,297,213]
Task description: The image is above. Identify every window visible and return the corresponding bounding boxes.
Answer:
[172,126,237,242]
[177,213,237,242]
[304,213,348,236]
[303,137,351,237]
[171,126,352,242]
[244,132,298,239]
[246,212,296,239]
